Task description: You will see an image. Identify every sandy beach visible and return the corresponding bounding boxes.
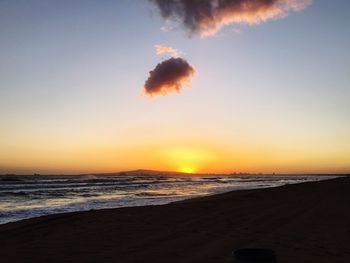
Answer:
[0,177,349,263]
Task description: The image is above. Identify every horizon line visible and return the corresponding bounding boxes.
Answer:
[1,168,349,176]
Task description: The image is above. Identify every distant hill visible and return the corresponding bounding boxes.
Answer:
[89,169,202,177]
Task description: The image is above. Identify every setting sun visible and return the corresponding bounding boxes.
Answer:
[160,146,216,173]
[178,167,196,174]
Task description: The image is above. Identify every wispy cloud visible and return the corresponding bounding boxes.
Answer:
[155,44,179,57]
[151,0,313,37]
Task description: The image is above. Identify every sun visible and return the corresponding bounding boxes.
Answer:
[178,167,195,174]
[163,146,215,174]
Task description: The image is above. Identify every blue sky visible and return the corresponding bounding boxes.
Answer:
[0,0,349,174]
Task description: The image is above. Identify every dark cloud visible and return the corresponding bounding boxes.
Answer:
[143,57,196,96]
[151,0,312,37]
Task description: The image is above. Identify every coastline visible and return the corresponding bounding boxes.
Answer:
[1,174,330,224]
[0,176,349,262]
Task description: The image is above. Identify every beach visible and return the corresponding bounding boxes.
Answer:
[0,176,349,262]
[0,173,326,224]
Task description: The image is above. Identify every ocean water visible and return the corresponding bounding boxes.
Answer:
[0,174,336,224]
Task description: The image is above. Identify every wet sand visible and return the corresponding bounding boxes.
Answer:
[0,177,349,262]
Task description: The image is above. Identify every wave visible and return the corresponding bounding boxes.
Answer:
[0,175,336,224]
[0,177,23,182]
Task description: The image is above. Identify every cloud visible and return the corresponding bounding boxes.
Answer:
[155,44,179,57]
[143,57,196,96]
[150,0,313,37]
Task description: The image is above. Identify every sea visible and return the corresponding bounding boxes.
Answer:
[0,173,336,224]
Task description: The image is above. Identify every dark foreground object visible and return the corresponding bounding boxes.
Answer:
[233,248,276,263]
[1,177,350,263]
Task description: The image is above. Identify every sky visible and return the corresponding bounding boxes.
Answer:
[0,0,349,174]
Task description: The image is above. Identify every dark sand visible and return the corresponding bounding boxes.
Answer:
[1,177,350,263]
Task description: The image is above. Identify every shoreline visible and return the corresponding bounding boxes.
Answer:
[0,175,336,225]
[1,176,349,262]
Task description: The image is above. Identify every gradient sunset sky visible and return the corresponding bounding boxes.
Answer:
[1,0,349,174]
